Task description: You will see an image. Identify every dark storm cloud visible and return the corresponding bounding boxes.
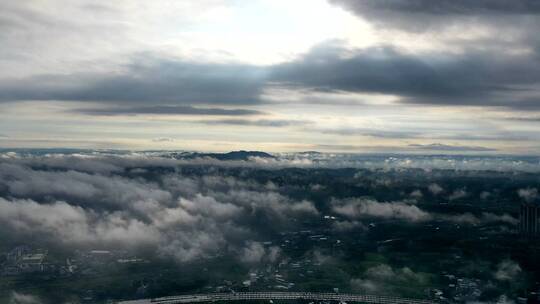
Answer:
[331,0,540,16]
[409,143,497,152]
[330,0,540,32]
[0,58,266,105]
[0,0,539,127]
[75,105,263,116]
[270,43,540,109]
[499,98,540,111]
[1,41,540,110]
[198,118,310,127]
[326,0,540,113]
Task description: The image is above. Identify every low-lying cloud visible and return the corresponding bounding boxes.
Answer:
[0,155,320,263]
[332,198,432,222]
[331,198,517,225]
[0,152,522,265]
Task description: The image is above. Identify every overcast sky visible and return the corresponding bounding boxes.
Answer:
[1,0,540,154]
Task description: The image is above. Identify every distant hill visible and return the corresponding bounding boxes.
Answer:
[174,150,275,161]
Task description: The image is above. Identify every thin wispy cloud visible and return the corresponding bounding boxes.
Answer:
[198,119,310,127]
[75,105,264,116]
[409,143,497,152]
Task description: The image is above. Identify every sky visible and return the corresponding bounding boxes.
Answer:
[1,0,540,154]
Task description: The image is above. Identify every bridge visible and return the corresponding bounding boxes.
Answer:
[117,292,438,304]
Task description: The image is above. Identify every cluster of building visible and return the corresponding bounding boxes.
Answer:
[430,274,486,303]
[1,246,54,276]
[212,261,299,293]
[1,246,146,278]
[207,225,343,293]
[520,202,540,236]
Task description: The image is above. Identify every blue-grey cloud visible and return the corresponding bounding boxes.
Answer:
[270,43,540,109]
[75,105,264,116]
[0,58,267,105]
[330,0,540,32]
[331,0,540,17]
[1,43,540,112]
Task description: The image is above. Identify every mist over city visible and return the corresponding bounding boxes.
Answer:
[1,1,540,304]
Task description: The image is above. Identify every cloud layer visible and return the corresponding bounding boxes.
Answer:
[0,154,323,262]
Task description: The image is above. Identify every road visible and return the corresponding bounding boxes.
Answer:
[117,292,438,304]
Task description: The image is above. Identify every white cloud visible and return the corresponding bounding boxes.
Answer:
[351,264,428,294]
[0,155,324,263]
[449,188,467,201]
[518,188,538,203]
[428,183,444,195]
[410,189,423,199]
[333,220,367,231]
[495,260,521,281]
[441,212,518,226]
[240,241,281,264]
[10,292,42,304]
[0,153,523,266]
[332,198,432,222]
[0,198,160,245]
[331,198,517,226]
